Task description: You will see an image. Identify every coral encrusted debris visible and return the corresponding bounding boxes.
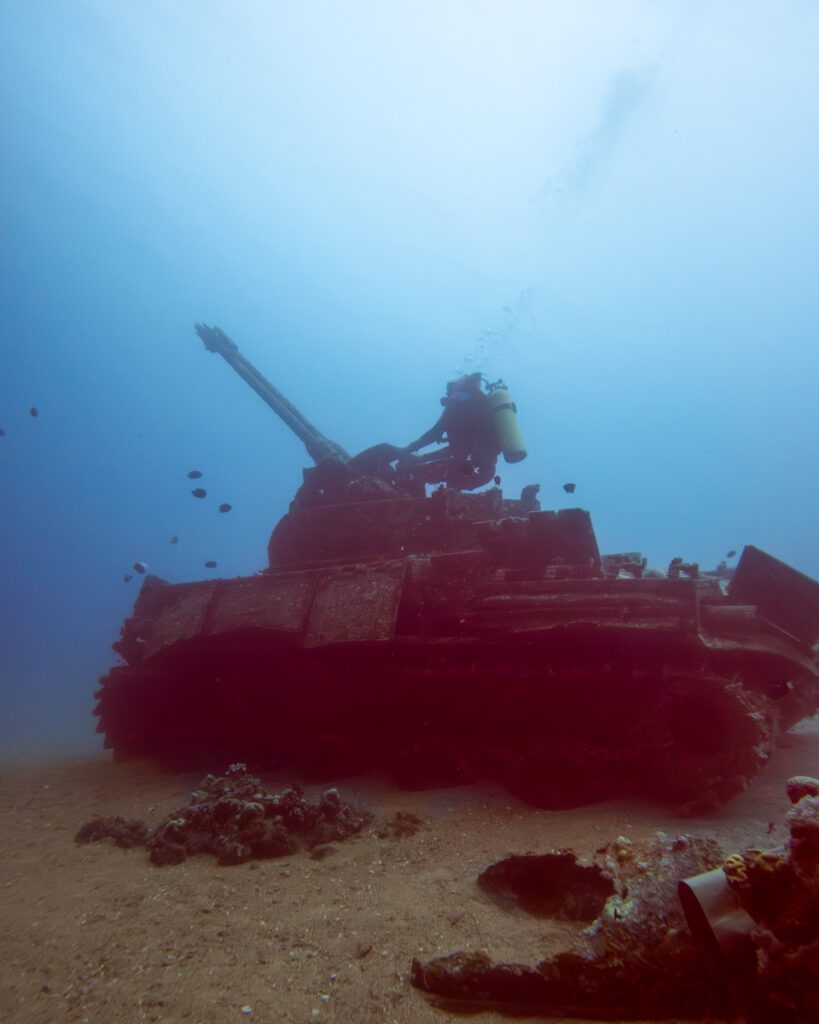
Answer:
[75,764,372,866]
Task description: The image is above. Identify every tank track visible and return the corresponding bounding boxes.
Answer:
[94,643,786,813]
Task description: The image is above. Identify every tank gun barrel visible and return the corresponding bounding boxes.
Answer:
[194,323,350,464]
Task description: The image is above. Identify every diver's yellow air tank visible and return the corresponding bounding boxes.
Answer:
[488,387,527,463]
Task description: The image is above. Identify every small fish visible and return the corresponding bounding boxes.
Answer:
[766,821,776,835]
[187,470,203,479]
[133,561,148,574]
[29,407,39,418]
[726,549,737,559]
[563,482,576,494]
[0,428,6,436]
[204,560,217,569]
[218,503,232,513]
[493,476,501,486]
[123,574,133,583]
[170,535,179,545]
[191,488,207,498]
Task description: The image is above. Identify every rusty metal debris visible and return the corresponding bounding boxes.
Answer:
[411,833,731,1019]
[411,779,819,1022]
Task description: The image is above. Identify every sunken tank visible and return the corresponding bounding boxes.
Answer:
[94,325,819,812]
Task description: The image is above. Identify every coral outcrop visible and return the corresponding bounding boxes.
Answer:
[75,765,372,866]
[74,816,150,849]
[721,775,819,1023]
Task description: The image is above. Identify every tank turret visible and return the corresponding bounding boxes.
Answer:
[196,322,431,511]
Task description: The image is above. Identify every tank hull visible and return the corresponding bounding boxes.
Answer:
[96,500,819,812]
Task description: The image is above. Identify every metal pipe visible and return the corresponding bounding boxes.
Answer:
[678,869,757,965]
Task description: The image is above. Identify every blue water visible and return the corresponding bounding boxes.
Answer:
[1,2,818,756]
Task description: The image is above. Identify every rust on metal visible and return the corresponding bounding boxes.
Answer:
[305,562,406,648]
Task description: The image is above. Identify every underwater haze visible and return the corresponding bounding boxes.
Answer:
[1,0,818,757]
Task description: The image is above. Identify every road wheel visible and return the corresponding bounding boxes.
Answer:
[635,673,775,813]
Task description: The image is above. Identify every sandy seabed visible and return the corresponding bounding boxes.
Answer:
[1,719,817,1024]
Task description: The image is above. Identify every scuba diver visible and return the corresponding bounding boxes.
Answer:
[397,372,526,490]
[286,370,527,506]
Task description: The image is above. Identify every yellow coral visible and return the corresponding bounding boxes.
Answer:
[723,852,748,884]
